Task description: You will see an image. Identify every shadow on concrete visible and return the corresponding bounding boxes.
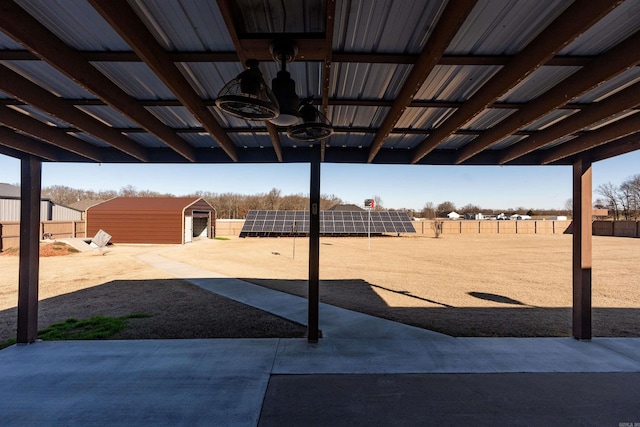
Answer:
[243,278,640,338]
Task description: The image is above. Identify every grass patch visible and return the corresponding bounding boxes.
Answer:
[52,242,79,253]
[0,313,152,350]
[214,237,230,240]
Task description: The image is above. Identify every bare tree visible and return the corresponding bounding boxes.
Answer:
[431,219,444,238]
[420,202,436,219]
[459,203,481,214]
[564,198,573,215]
[596,182,621,220]
[436,201,456,217]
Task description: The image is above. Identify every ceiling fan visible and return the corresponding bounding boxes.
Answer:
[216,37,333,142]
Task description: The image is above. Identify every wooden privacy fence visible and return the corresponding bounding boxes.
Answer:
[592,220,640,238]
[0,220,86,251]
[414,220,572,236]
[218,219,639,238]
[3,219,636,249]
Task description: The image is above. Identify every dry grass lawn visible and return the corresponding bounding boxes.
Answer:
[1,234,638,342]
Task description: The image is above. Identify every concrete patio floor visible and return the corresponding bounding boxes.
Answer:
[1,252,638,425]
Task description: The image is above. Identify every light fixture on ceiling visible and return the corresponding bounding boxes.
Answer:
[287,98,334,142]
[215,59,279,120]
[268,38,300,126]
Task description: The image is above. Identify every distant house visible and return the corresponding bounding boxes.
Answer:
[510,214,532,220]
[464,213,484,220]
[447,211,461,220]
[0,183,82,221]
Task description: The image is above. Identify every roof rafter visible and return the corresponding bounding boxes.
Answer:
[499,80,640,164]
[411,0,623,164]
[541,113,640,164]
[0,105,102,162]
[216,0,283,162]
[0,0,197,162]
[0,126,63,161]
[0,64,149,162]
[4,97,608,111]
[368,0,479,163]
[588,133,640,163]
[89,0,238,162]
[320,0,337,162]
[455,29,640,165]
[0,49,603,67]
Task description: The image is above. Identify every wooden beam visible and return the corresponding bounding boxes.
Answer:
[17,156,41,344]
[368,0,478,162]
[500,80,640,164]
[320,0,337,162]
[216,0,286,161]
[266,122,283,162]
[541,113,640,164]
[308,145,321,343]
[89,0,238,162]
[0,1,197,162]
[0,48,602,66]
[412,0,621,164]
[572,157,592,340]
[0,127,62,161]
[0,106,103,162]
[0,64,149,162]
[455,25,640,165]
[588,133,640,162]
[6,95,607,111]
[216,0,248,64]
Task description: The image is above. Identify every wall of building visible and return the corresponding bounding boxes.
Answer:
[87,210,184,244]
[0,199,81,221]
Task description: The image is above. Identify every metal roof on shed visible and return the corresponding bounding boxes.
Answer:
[0,0,638,166]
[88,197,206,212]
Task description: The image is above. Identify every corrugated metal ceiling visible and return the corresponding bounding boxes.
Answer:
[0,0,638,166]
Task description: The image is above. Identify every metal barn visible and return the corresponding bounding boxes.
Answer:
[86,197,216,244]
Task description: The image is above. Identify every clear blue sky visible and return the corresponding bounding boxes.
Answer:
[1,151,639,211]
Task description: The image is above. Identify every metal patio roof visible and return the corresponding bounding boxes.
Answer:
[0,0,639,166]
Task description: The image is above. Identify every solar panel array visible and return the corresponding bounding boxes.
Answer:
[239,210,416,237]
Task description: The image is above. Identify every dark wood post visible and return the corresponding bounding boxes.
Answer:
[17,156,42,344]
[572,157,592,340]
[308,146,321,343]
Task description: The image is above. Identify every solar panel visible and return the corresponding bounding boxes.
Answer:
[239,210,416,237]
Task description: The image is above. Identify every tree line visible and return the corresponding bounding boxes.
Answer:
[595,174,640,220]
[41,185,345,219]
[417,201,570,219]
[42,183,576,220]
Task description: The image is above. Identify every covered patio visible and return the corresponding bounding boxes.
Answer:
[1,0,639,388]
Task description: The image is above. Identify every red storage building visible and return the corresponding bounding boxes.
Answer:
[86,197,216,244]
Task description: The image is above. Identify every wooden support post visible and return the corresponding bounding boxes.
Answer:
[308,146,321,343]
[572,157,592,340]
[17,156,42,344]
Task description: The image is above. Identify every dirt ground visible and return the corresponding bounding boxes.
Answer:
[1,234,638,342]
